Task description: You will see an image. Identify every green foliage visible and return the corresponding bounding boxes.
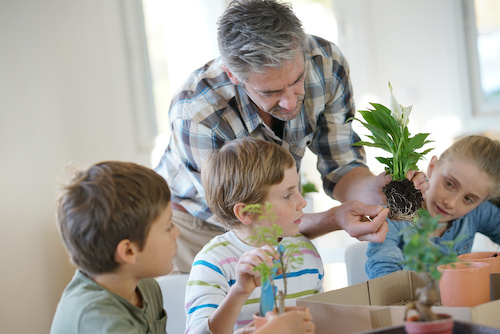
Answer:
[401,208,461,281]
[301,181,319,197]
[347,85,433,180]
[243,202,314,300]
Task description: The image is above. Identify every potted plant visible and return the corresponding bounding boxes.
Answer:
[400,208,460,333]
[242,202,314,325]
[348,82,433,221]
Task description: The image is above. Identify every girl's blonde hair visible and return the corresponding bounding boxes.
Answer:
[439,135,500,199]
[202,137,296,228]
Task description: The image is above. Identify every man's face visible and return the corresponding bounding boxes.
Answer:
[235,51,306,122]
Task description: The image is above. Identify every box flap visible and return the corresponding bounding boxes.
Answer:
[470,299,500,329]
[299,281,371,305]
[367,271,418,305]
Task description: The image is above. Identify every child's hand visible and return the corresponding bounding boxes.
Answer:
[234,245,279,295]
[406,169,430,196]
[262,309,315,334]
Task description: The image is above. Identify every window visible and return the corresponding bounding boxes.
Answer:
[464,0,500,116]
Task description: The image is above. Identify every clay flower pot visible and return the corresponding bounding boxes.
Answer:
[405,314,453,334]
[458,251,500,300]
[458,251,500,273]
[253,306,308,329]
[438,261,490,307]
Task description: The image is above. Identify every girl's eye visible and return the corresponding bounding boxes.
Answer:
[284,193,291,199]
[445,180,455,190]
[464,196,475,204]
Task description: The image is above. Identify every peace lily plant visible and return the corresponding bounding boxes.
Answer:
[348,82,433,221]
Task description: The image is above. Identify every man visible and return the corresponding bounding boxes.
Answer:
[155,0,428,273]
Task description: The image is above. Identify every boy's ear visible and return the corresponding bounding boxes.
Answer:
[233,203,253,226]
[114,239,138,265]
[427,155,439,179]
[222,65,240,86]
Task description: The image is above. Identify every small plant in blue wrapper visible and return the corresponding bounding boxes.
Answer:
[243,202,313,316]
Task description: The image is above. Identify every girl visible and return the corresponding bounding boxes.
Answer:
[366,135,500,279]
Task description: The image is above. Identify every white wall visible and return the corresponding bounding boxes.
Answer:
[1,0,499,333]
[334,0,500,173]
[0,1,153,332]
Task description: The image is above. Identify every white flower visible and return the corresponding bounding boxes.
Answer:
[389,82,412,127]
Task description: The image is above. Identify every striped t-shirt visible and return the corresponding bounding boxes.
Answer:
[185,231,324,333]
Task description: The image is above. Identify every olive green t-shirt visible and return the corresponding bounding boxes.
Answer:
[50,270,167,334]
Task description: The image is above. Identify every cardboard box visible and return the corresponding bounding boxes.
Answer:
[297,270,500,334]
[359,320,500,334]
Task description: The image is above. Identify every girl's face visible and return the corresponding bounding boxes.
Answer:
[425,156,492,222]
[260,167,308,237]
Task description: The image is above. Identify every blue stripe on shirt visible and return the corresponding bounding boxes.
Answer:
[275,268,323,280]
[192,260,223,275]
[187,303,218,314]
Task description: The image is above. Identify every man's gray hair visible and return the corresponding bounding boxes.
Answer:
[217,0,307,83]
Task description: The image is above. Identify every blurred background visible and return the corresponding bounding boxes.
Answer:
[1,0,499,332]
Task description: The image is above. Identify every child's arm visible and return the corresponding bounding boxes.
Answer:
[365,219,407,279]
[208,245,278,334]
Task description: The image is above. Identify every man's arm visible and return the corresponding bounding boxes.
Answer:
[299,200,390,243]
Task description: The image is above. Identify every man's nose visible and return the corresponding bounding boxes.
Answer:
[278,89,298,111]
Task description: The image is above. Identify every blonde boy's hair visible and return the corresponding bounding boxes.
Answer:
[439,135,500,199]
[202,137,296,228]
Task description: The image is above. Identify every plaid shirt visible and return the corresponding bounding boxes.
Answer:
[155,35,366,225]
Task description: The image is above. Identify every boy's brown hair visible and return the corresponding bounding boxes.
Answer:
[201,137,296,229]
[57,161,171,275]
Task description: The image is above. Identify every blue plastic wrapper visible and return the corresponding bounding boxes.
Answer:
[258,244,285,316]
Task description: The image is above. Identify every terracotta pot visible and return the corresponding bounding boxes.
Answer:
[458,251,500,300]
[405,314,453,334]
[458,252,500,273]
[253,306,308,329]
[438,261,490,307]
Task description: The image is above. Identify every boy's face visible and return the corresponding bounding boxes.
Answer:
[425,156,491,222]
[262,167,308,237]
[135,203,180,278]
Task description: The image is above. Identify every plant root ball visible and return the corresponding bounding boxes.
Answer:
[383,179,423,221]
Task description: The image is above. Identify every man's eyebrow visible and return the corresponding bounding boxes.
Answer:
[258,70,305,94]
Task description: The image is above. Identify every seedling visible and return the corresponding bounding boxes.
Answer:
[401,208,461,321]
[242,202,314,316]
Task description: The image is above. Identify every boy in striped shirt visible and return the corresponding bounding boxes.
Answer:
[185,138,323,333]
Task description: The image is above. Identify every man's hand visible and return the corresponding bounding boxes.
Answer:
[331,201,389,243]
[299,200,389,243]
[374,169,430,203]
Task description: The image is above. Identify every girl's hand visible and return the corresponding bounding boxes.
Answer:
[406,170,430,196]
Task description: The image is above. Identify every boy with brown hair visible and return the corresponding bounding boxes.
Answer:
[50,161,180,334]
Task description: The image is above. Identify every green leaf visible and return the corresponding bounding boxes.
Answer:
[369,103,402,140]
